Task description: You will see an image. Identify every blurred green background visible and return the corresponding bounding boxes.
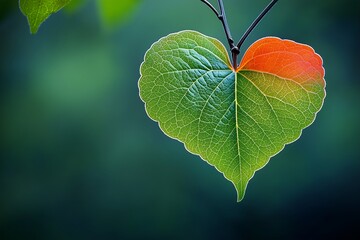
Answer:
[1,0,359,239]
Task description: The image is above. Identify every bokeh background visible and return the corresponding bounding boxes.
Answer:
[1,0,359,239]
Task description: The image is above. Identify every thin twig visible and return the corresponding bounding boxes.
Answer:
[200,0,219,16]
[236,0,279,49]
[217,0,236,51]
[201,0,238,68]
[201,0,279,69]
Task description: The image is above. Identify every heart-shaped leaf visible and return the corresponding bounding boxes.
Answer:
[139,30,325,201]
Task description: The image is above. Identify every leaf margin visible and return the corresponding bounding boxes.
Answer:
[138,30,242,199]
[138,30,326,202]
[232,36,327,201]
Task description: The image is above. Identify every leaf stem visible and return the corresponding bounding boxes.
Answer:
[236,0,279,50]
[201,0,239,69]
[201,0,279,69]
[217,0,235,51]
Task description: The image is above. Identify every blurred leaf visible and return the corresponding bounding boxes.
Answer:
[19,0,71,34]
[97,0,139,27]
[139,31,326,201]
[31,42,117,111]
[64,0,85,13]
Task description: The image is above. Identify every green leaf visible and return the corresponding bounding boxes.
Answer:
[19,0,71,34]
[97,0,139,28]
[139,30,326,201]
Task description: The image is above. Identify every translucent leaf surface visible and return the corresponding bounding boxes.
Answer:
[19,0,71,34]
[139,31,326,201]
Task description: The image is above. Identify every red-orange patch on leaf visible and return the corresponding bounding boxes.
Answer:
[237,37,325,86]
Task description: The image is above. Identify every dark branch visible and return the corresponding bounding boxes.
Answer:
[217,0,235,50]
[201,0,239,69]
[200,0,219,17]
[236,0,279,50]
[201,0,279,69]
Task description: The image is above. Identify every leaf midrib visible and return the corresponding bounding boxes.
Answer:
[234,71,242,189]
